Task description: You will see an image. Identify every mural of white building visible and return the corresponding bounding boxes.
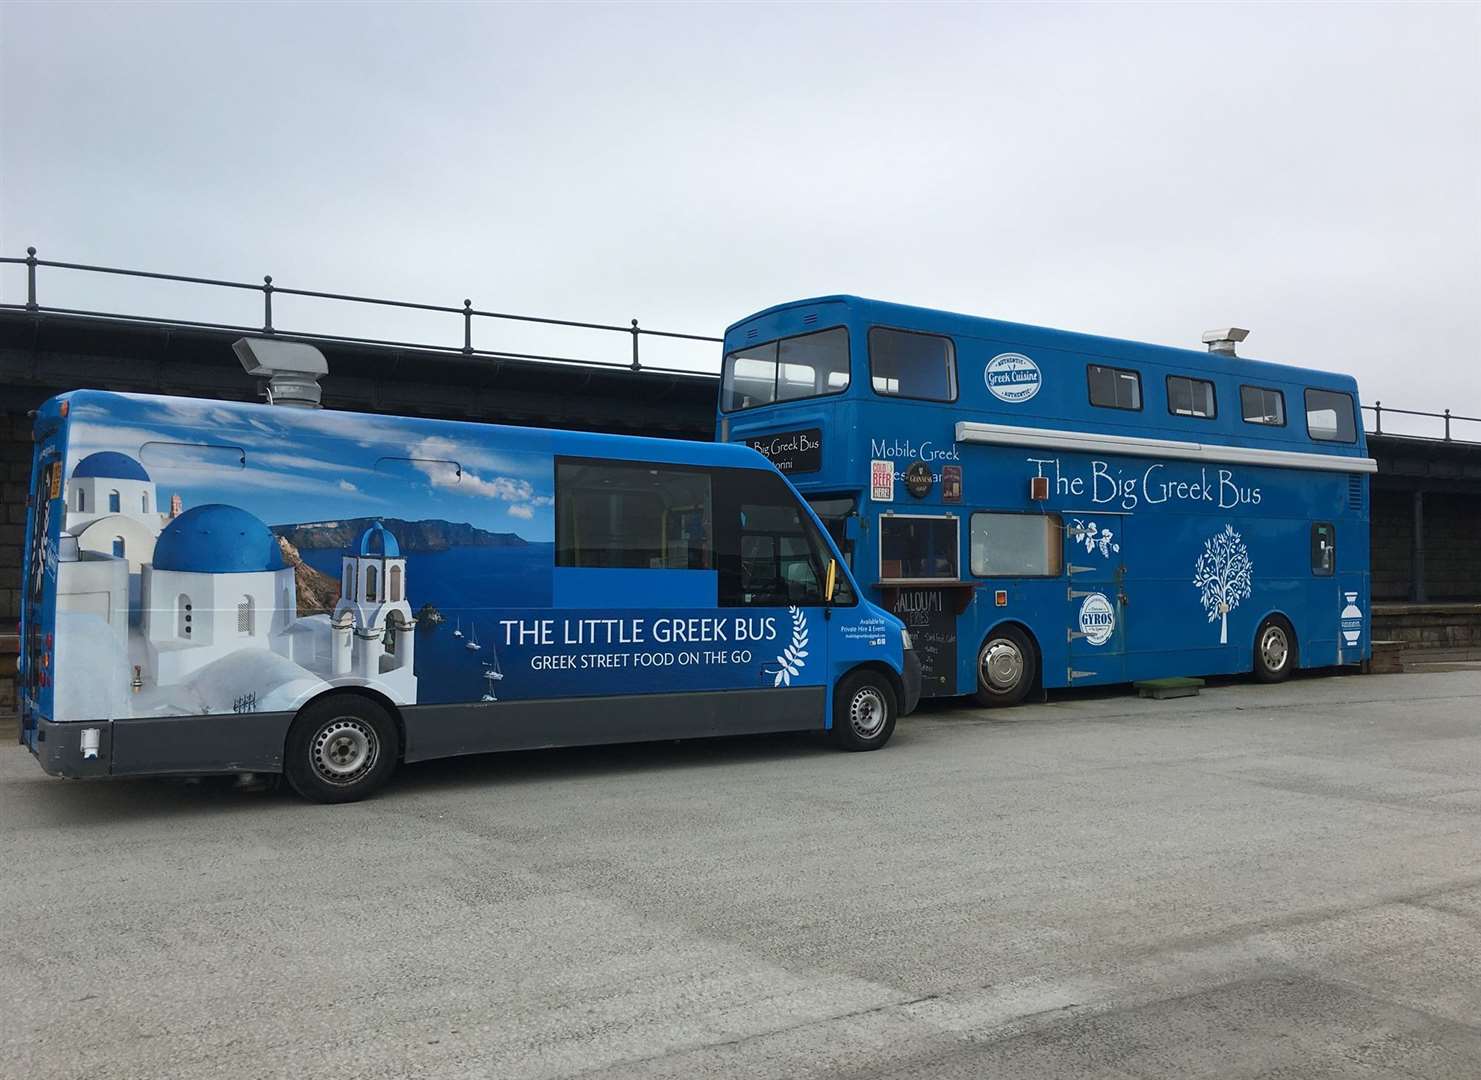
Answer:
[50,448,418,721]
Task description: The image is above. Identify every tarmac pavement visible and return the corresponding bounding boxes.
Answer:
[2,670,1479,1078]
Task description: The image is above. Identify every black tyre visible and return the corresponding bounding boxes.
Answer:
[973,625,1037,707]
[284,695,399,804]
[1253,616,1296,684]
[831,670,897,752]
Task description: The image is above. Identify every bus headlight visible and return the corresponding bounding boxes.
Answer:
[901,631,914,651]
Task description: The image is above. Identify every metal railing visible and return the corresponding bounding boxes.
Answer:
[1364,402,1481,443]
[0,247,723,377]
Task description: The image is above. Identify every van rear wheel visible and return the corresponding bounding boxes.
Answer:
[284,696,399,803]
[974,626,1036,708]
[832,670,897,752]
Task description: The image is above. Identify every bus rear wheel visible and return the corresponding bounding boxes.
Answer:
[284,695,399,804]
[974,626,1036,708]
[1253,617,1296,684]
[832,670,897,751]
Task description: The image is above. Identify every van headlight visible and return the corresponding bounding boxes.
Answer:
[901,631,914,651]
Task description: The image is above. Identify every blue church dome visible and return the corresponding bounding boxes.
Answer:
[74,451,150,482]
[153,504,288,574]
[357,521,400,558]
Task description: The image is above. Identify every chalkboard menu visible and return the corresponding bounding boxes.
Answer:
[742,428,822,474]
[889,587,957,695]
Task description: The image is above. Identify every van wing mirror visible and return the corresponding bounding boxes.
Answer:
[825,558,838,604]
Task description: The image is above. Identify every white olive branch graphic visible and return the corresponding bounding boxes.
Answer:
[771,606,810,687]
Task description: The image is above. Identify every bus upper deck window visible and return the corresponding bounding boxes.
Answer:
[1304,389,1357,443]
[1167,375,1216,419]
[722,327,849,411]
[1241,385,1286,426]
[1088,364,1142,410]
[869,328,957,402]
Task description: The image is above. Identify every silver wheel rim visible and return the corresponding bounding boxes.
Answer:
[311,717,378,787]
[1260,625,1289,672]
[981,638,1024,692]
[849,687,887,739]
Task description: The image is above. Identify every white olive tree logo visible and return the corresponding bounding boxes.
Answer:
[772,606,810,687]
[1193,525,1254,645]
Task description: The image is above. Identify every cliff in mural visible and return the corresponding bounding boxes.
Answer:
[272,517,529,553]
[276,536,342,616]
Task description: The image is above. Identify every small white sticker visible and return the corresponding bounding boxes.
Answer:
[870,459,894,502]
[1078,593,1116,646]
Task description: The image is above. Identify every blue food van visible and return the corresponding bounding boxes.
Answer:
[19,389,920,801]
[717,296,1373,704]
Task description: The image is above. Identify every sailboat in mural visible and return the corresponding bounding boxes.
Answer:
[452,617,463,639]
[465,623,481,652]
[480,652,504,702]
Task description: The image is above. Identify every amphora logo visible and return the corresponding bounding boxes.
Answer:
[985,353,1042,404]
[1077,593,1116,646]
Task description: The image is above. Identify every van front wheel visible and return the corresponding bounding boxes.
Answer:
[284,696,399,803]
[832,671,897,752]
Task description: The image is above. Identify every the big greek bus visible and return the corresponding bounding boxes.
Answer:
[717,296,1373,705]
[19,383,920,802]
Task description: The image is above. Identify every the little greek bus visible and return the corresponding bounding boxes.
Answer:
[19,388,920,802]
[718,296,1373,705]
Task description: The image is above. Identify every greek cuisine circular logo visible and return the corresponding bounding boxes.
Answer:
[984,353,1042,403]
[1078,592,1116,646]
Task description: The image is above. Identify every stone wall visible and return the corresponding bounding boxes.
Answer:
[1,408,29,718]
[1371,603,1481,649]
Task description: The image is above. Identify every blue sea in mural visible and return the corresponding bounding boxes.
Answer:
[299,543,555,705]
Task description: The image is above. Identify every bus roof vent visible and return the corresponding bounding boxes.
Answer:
[745,328,759,341]
[1201,328,1249,356]
[232,338,328,408]
[802,311,819,326]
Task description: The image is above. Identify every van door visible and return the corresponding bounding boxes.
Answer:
[1064,515,1126,685]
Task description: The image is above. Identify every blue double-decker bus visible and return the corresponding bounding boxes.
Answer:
[718,296,1374,705]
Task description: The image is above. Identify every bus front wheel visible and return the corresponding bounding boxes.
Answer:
[284,695,400,804]
[974,626,1037,708]
[1253,617,1297,684]
[832,670,897,751]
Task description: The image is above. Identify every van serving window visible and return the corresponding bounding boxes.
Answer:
[1305,389,1357,443]
[869,327,957,402]
[970,513,1062,577]
[1166,375,1216,419]
[1087,364,1142,410]
[1240,385,1286,426]
[720,327,849,412]
[557,460,714,570]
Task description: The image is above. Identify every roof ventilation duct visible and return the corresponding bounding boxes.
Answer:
[1201,328,1249,357]
[233,338,328,408]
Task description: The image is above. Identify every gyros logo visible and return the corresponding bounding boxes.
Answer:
[1077,593,1116,647]
[985,352,1042,404]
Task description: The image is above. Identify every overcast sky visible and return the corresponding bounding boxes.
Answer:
[3,2,1478,431]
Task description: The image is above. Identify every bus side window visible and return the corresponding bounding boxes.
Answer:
[556,460,713,570]
[717,470,850,607]
[1311,522,1335,576]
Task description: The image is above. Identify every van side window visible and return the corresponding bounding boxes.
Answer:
[1240,385,1286,426]
[557,460,713,570]
[716,469,849,606]
[1166,375,1216,419]
[1311,522,1335,575]
[1305,389,1357,443]
[869,327,957,402]
[1087,364,1141,410]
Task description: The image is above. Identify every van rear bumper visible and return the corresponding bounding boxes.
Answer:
[901,649,923,716]
[29,717,114,779]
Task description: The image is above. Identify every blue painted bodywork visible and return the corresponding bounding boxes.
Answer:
[717,296,1372,697]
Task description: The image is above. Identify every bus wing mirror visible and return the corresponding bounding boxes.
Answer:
[844,517,860,541]
[825,558,838,603]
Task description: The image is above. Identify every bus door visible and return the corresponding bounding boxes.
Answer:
[1064,515,1126,685]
